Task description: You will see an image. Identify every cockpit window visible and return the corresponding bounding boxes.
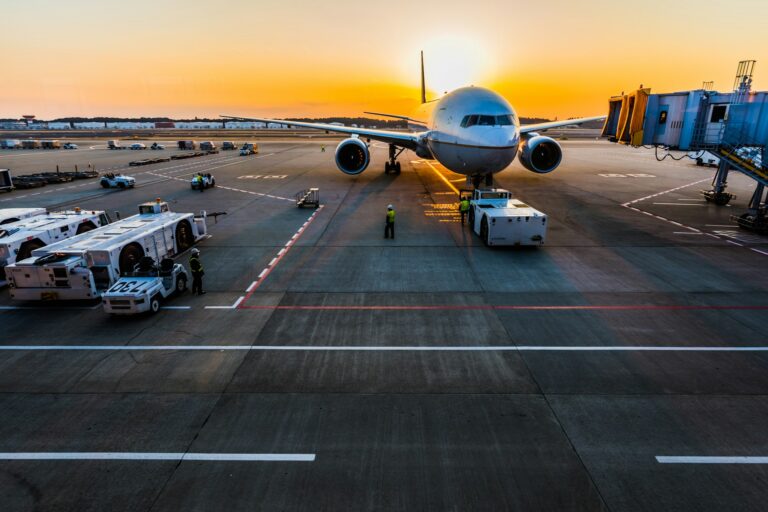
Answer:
[460,115,478,128]
[478,115,495,126]
[461,114,516,128]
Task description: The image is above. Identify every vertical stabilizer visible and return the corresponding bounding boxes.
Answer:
[420,51,426,104]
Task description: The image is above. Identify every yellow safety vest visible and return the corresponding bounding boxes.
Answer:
[460,200,470,212]
[387,210,395,223]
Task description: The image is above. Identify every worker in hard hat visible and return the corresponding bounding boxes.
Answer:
[384,204,395,239]
[459,195,470,225]
[189,248,205,295]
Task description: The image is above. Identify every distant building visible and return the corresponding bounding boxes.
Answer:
[73,122,106,129]
[47,122,72,130]
[0,121,27,130]
[175,121,225,129]
[106,122,154,129]
[224,121,266,129]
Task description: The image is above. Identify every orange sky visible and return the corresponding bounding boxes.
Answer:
[1,0,766,120]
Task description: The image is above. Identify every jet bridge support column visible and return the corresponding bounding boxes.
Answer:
[703,160,736,205]
[733,182,768,233]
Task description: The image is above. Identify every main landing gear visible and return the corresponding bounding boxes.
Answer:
[385,144,404,174]
[470,173,494,189]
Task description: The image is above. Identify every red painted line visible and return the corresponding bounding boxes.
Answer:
[239,206,324,305]
[237,304,768,311]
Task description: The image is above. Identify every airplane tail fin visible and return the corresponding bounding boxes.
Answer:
[420,51,426,104]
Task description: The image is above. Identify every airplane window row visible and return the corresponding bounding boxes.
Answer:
[460,114,515,127]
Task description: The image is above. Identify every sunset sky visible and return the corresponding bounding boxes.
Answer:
[1,0,766,120]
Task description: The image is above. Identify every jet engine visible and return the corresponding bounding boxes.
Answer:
[518,135,562,174]
[334,138,370,175]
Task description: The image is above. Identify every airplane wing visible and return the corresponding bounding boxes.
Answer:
[520,116,605,134]
[221,115,421,150]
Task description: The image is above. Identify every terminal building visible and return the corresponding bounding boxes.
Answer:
[603,60,768,232]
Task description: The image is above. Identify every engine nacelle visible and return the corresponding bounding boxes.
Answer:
[335,138,370,175]
[518,135,562,174]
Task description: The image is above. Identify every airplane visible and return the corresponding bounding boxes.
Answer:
[224,52,604,188]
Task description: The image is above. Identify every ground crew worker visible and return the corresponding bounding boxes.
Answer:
[197,173,204,192]
[384,204,395,239]
[189,248,205,295]
[459,196,470,225]
[321,145,326,152]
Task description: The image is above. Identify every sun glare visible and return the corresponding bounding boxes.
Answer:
[422,37,492,98]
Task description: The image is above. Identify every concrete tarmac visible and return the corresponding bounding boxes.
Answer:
[0,140,767,510]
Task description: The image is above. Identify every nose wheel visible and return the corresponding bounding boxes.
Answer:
[385,144,404,174]
[470,173,494,188]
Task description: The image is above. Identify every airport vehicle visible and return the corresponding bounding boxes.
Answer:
[222,141,237,150]
[100,173,135,189]
[0,209,109,284]
[178,140,196,150]
[21,140,40,150]
[130,143,147,150]
[41,140,61,149]
[240,142,258,155]
[0,169,12,192]
[0,207,47,225]
[191,173,215,190]
[1,140,21,149]
[63,143,78,150]
[7,200,207,301]
[465,188,547,246]
[150,142,165,150]
[224,52,603,187]
[199,141,216,151]
[107,140,123,150]
[102,256,188,314]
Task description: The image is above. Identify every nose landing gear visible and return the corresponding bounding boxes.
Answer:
[469,173,494,188]
[385,144,404,174]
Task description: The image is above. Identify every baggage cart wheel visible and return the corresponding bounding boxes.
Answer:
[176,275,187,294]
[150,295,161,314]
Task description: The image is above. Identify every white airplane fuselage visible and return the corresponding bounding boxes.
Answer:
[408,87,521,176]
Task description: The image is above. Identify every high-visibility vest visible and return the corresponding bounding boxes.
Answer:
[190,255,203,273]
[460,199,470,212]
[387,210,395,223]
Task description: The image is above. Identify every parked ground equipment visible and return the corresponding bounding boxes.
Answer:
[6,200,207,301]
[100,173,135,189]
[465,188,547,246]
[102,256,188,314]
[0,209,109,284]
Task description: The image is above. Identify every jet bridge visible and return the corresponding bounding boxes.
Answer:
[602,61,768,232]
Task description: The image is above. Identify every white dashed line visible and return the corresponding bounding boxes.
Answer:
[656,456,768,465]
[0,452,315,462]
